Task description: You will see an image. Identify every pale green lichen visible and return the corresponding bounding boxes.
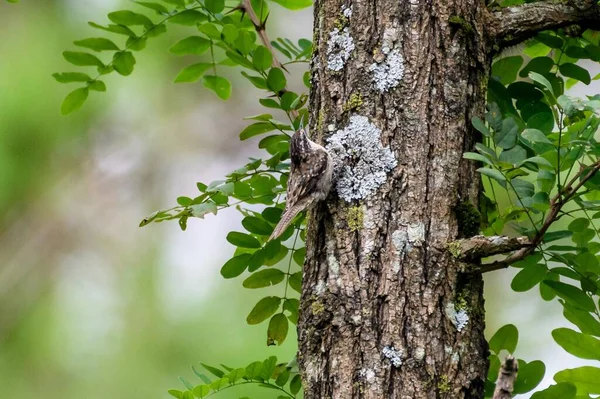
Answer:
[347,205,364,231]
[438,375,451,393]
[343,93,363,112]
[311,301,325,315]
[447,241,462,258]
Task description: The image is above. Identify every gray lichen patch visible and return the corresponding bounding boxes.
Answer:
[327,27,355,71]
[445,302,469,332]
[382,345,403,367]
[369,28,404,92]
[326,115,397,202]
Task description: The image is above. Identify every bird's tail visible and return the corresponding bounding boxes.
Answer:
[269,203,304,241]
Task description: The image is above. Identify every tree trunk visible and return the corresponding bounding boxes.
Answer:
[299,0,494,397]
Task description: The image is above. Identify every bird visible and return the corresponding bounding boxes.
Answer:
[269,120,333,240]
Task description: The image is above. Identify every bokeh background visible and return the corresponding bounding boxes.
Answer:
[0,1,598,398]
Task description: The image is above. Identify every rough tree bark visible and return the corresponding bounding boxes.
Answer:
[296,0,600,398]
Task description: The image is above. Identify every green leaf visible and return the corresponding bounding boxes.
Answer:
[113,51,136,76]
[536,32,564,49]
[477,167,506,183]
[495,117,519,149]
[288,272,302,293]
[198,23,220,40]
[563,306,600,336]
[492,56,523,85]
[528,71,555,96]
[205,0,225,13]
[293,247,306,266]
[63,51,104,67]
[242,216,274,236]
[221,254,251,278]
[552,328,600,360]
[511,265,547,292]
[526,112,554,134]
[209,377,228,390]
[227,232,261,248]
[252,45,273,72]
[234,181,253,198]
[239,122,276,140]
[88,21,136,37]
[243,269,285,288]
[520,56,554,78]
[267,313,289,346]
[191,385,209,398]
[246,296,281,325]
[267,68,286,92]
[521,128,553,150]
[234,30,255,55]
[489,324,518,354]
[507,81,543,101]
[560,63,591,85]
[513,360,545,394]
[60,88,89,115]
[201,363,225,378]
[73,37,119,52]
[499,145,527,166]
[53,72,92,83]
[463,152,493,166]
[174,63,212,83]
[244,361,263,380]
[190,202,217,218]
[135,1,169,14]
[226,368,245,384]
[543,281,595,311]
[270,0,312,10]
[168,9,207,25]
[530,383,576,399]
[87,80,106,92]
[471,116,491,136]
[543,230,572,242]
[168,389,184,399]
[569,218,590,232]
[108,10,153,27]
[555,367,600,394]
[259,356,277,380]
[203,75,231,100]
[169,36,211,55]
[289,374,302,395]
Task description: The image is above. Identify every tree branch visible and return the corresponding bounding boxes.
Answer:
[493,356,518,399]
[491,0,600,48]
[451,236,531,262]
[460,161,600,273]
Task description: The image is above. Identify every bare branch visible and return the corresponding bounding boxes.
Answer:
[451,235,531,262]
[493,356,518,399]
[491,0,600,48]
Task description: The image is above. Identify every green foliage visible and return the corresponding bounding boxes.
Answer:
[168,356,301,398]
[55,1,600,398]
[478,27,600,398]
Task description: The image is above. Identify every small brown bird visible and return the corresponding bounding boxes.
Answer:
[269,121,333,240]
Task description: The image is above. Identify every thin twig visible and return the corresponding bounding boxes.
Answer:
[238,0,299,120]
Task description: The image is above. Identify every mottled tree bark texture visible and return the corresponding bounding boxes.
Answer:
[297,0,599,398]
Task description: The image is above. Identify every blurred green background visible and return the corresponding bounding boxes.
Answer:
[0,1,598,399]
